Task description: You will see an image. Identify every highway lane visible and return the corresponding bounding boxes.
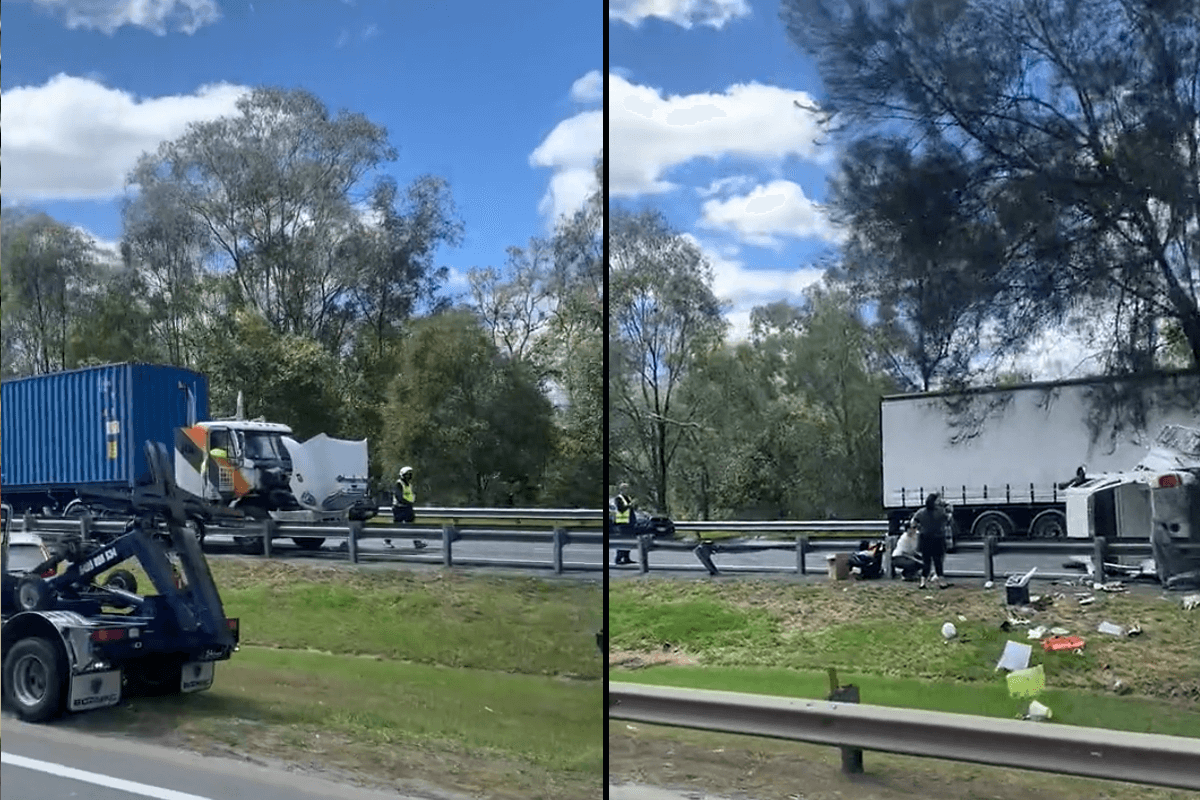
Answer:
[1,716,442,800]
[608,538,1103,585]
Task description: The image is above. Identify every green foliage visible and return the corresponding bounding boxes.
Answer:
[381,311,555,505]
[783,0,1200,373]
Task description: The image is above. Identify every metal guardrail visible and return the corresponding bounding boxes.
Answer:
[13,510,604,575]
[609,526,1154,581]
[673,520,889,534]
[609,682,1200,791]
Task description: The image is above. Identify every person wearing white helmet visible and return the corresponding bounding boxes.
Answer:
[386,465,425,550]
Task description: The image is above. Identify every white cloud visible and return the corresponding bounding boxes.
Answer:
[610,0,750,29]
[569,70,603,104]
[697,175,756,198]
[30,0,221,35]
[529,109,602,225]
[686,235,826,341]
[610,74,831,196]
[700,179,843,248]
[2,74,249,201]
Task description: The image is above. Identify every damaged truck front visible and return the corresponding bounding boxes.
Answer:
[1064,425,1200,589]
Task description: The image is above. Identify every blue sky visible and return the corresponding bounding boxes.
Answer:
[2,0,602,301]
[609,0,843,341]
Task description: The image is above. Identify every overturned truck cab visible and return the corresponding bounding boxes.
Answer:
[1064,425,1200,589]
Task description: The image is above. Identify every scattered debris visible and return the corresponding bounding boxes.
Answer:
[1079,595,1096,606]
[984,581,995,589]
[1112,679,1132,695]
[957,614,968,622]
[1128,622,1143,637]
[1042,635,1086,653]
[1094,581,1128,593]
[1182,594,1200,611]
[996,640,1033,672]
[1049,626,1071,636]
[1026,700,1053,721]
[942,622,958,640]
[1006,568,1037,606]
[1007,664,1046,697]
[1097,621,1128,637]
[1027,625,1048,639]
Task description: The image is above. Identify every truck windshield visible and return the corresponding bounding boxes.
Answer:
[243,433,288,463]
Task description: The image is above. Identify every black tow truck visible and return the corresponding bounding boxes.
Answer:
[2,441,239,722]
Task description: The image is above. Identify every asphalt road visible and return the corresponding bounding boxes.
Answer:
[608,538,1106,585]
[1,717,434,800]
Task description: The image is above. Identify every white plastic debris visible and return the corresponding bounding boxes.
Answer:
[1183,594,1200,611]
[1027,700,1053,721]
[984,581,995,589]
[1097,621,1127,637]
[996,640,1033,672]
[1027,626,1048,639]
[1049,627,1071,636]
[942,622,958,639]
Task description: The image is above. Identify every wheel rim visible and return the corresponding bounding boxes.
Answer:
[12,653,50,707]
[18,582,41,610]
[1032,513,1066,539]
[184,520,203,543]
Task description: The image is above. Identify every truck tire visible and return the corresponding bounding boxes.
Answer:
[290,537,326,550]
[104,569,138,594]
[3,637,66,722]
[16,576,54,612]
[971,510,1015,540]
[1030,510,1067,539]
[185,517,207,547]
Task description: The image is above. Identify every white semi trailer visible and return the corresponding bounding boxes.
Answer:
[880,371,1199,541]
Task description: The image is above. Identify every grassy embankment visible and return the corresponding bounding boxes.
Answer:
[87,560,603,800]
[609,578,1200,800]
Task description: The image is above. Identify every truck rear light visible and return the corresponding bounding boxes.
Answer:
[90,628,128,643]
[1158,474,1181,489]
[226,618,240,635]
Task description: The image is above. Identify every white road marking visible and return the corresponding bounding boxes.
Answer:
[2,752,215,800]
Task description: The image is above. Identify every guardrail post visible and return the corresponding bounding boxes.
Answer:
[22,512,35,534]
[80,512,93,544]
[347,520,362,564]
[261,518,274,558]
[443,525,456,568]
[827,668,863,773]
[637,534,651,574]
[553,527,567,575]
[984,535,996,584]
[1093,536,1106,580]
[797,536,808,575]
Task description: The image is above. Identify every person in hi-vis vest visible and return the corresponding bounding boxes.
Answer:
[386,466,425,550]
[612,483,636,565]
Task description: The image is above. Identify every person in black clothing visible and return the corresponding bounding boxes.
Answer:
[911,492,949,588]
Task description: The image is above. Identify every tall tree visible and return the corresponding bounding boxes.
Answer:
[1,214,99,375]
[381,311,555,506]
[783,0,1200,372]
[609,208,727,514]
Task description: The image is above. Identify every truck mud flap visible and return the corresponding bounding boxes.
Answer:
[68,670,122,712]
[180,660,215,693]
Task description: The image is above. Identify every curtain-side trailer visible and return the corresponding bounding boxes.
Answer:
[881,371,1200,540]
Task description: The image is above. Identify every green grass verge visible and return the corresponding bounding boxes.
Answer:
[610,579,1200,738]
[96,559,602,797]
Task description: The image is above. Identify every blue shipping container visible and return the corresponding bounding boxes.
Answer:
[1,363,209,492]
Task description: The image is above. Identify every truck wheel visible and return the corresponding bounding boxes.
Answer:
[971,511,1015,540]
[291,537,326,550]
[185,517,206,547]
[125,657,183,697]
[16,576,54,612]
[1030,510,1067,539]
[104,569,138,594]
[3,637,66,722]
